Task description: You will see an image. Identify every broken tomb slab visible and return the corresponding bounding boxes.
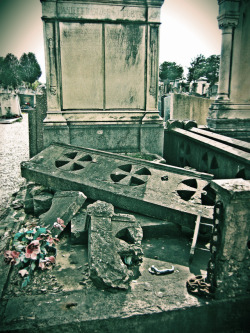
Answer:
[21,143,214,229]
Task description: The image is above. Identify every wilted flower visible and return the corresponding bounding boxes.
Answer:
[4,250,20,264]
[53,218,66,231]
[19,269,29,277]
[39,256,56,270]
[46,236,59,246]
[25,240,40,260]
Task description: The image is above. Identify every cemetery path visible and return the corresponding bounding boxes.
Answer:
[0,113,29,217]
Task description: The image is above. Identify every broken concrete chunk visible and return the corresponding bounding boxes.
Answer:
[24,182,53,215]
[71,207,88,245]
[86,201,143,290]
[39,191,87,236]
[33,193,54,216]
[87,200,114,217]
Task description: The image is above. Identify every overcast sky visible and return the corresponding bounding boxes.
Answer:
[0,0,221,82]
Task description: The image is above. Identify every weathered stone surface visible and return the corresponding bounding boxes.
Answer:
[41,0,164,154]
[207,1,250,141]
[71,207,88,245]
[21,143,214,230]
[86,201,143,289]
[210,179,250,299]
[24,183,53,215]
[164,127,250,180]
[39,191,87,235]
[33,192,54,216]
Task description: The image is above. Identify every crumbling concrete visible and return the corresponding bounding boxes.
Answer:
[39,191,87,236]
[86,201,143,289]
[210,178,250,299]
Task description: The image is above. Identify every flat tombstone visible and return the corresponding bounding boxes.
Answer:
[21,143,214,229]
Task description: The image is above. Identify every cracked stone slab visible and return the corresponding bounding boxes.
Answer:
[39,191,87,236]
[86,201,143,289]
[21,143,214,229]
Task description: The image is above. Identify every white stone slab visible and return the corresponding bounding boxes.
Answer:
[105,24,146,109]
[60,23,103,109]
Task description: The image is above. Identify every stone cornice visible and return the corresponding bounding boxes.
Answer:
[41,0,165,7]
[217,0,240,29]
[218,15,240,29]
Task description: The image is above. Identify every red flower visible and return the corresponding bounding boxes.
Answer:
[47,236,59,245]
[4,250,20,265]
[25,240,40,260]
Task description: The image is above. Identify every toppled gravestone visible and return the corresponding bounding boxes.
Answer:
[21,142,214,229]
[39,191,87,236]
[86,201,143,290]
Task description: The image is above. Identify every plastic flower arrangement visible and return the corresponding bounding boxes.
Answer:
[3,221,64,288]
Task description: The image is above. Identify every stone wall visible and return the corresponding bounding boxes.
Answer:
[163,93,212,125]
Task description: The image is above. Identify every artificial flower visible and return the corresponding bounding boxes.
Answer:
[4,250,20,264]
[53,218,66,231]
[18,269,29,277]
[25,240,40,260]
[39,256,56,270]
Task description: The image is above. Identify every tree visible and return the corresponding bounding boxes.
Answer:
[19,52,42,87]
[0,53,22,89]
[187,54,206,82]
[159,61,184,82]
[205,55,220,86]
[0,56,4,86]
[187,54,220,85]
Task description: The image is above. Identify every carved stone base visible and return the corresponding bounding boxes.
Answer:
[207,102,250,141]
[43,110,164,155]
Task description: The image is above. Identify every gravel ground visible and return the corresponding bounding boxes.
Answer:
[0,113,29,217]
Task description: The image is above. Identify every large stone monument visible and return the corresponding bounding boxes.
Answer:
[40,0,164,154]
[207,0,250,141]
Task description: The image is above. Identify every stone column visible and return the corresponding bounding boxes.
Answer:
[216,25,235,101]
[210,179,250,299]
[216,0,240,101]
[41,0,70,147]
[207,0,250,141]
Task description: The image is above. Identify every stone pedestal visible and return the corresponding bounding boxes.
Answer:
[207,0,250,141]
[41,0,164,154]
[210,179,250,299]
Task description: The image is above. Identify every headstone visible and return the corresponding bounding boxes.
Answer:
[0,93,21,118]
[41,0,164,155]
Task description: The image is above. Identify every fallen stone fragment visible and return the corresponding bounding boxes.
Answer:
[71,208,88,245]
[39,191,87,236]
[24,182,53,215]
[33,193,54,216]
[86,201,143,290]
